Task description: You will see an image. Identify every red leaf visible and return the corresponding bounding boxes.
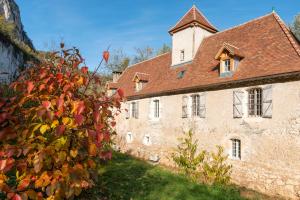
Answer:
[17,178,30,191]
[93,111,100,123]
[74,114,84,126]
[12,194,22,200]
[57,95,64,109]
[103,51,110,63]
[0,112,8,124]
[77,101,85,115]
[42,101,51,110]
[81,66,88,74]
[0,158,14,172]
[27,81,34,94]
[56,125,65,135]
[117,88,124,98]
[0,127,17,141]
[56,73,63,80]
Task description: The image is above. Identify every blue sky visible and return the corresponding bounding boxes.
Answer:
[16,0,300,70]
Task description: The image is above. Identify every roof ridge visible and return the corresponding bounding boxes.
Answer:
[194,6,218,31]
[272,12,300,57]
[127,52,170,69]
[169,7,194,32]
[205,13,274,39]
[223,42,239,49]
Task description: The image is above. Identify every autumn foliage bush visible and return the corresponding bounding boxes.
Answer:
[0,44,123,199]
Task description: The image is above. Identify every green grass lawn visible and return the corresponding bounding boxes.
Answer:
[79,152,258,200]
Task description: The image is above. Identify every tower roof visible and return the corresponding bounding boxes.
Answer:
[169,5,218,35]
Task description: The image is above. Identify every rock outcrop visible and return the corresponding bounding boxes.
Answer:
[0,0,35,84]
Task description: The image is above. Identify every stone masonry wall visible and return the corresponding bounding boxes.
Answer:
[115,80,300,199]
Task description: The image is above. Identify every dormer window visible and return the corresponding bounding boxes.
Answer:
[224,59,231,72]
[215,43,244,78]
[180,50,185,61]
[132,72,149,92]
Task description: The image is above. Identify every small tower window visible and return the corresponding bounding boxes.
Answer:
[180,50,185,61]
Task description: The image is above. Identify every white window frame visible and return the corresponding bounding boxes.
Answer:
[247,88,262,117]
[143,134,151,146]
[191,94,200,117]
[224,59,231,72]
[154,99,160,118]
[231,139,241,160]
[131,101,138,119]
[149,97,161,121]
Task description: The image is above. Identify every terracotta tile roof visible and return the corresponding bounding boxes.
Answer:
[111,13,300,99]
[169,5,218,34]
[107,82,119,89]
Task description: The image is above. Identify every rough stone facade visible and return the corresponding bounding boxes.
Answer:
[115,80,300,199]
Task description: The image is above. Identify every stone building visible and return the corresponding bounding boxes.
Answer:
[108,6,300,199]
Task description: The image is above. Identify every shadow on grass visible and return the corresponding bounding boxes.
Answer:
[79,152,245,200]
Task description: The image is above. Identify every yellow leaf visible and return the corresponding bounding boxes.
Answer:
[33,124,42,133]
[40,124,50,134]
[62,117,70,125]
[77,76,84,85]
[51,120,59,128]
[70,149,78,158]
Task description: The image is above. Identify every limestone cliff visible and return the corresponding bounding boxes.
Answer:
[0,0,35,83]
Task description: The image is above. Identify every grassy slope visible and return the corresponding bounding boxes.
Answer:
[80,153,248,200]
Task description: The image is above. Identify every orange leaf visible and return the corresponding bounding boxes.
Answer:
[27,81,34,94]
[103,51,110,63]
[117,88,124,98]
[88,143,97,156]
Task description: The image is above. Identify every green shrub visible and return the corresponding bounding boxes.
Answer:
[172,130,232,185]
[172,130,206,180]
[203,146,232,185]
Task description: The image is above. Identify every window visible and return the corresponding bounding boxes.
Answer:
[231,139,241,159]
[126,132,133,143]
[154,100,160,118]
[180,50,185,61]
[131,102,138,119]
[143,135,151,146]
[191,94,200,117]
[248,88,262,117]
[182,96,188,118]
[224,59,231,72]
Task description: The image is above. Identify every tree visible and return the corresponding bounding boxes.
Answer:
[105,49,130,73]
[132,46,154,64]
[157,44,171,55]
[0,44,123,199]
[291,13,300,42]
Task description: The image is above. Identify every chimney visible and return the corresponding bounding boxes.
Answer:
[112,71,122,83]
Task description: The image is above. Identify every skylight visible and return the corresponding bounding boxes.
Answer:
[177,70,186,79]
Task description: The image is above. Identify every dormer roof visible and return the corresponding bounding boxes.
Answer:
[169,5,218,35]
[133,72,150,82]
[215,42,244,59]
